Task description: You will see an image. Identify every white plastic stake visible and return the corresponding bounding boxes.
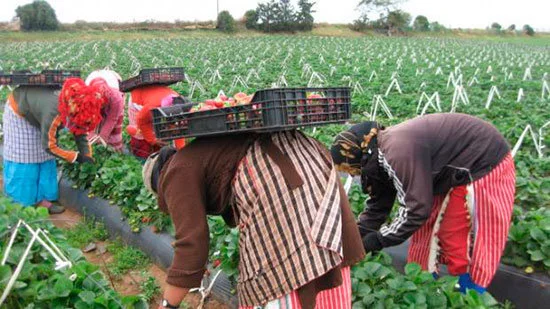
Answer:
[385,78,402,97]
[511,125,543,158]
[523,67,532,81]
[542,80,550,100]
[485,86,501,109]
[370,95,394,121]
[369,70,378,82]
[517,88,525,103]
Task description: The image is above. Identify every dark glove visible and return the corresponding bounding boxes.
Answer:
[363,232,384,254]
[76,153,94,164]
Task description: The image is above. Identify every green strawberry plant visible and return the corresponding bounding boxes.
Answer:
[352,252,509,309]
[0,198,147,309]
[503,207,550,274]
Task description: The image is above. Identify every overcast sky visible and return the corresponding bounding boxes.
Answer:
[0,0,548,31]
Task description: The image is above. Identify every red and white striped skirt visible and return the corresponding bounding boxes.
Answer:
[239,267,351,309]
[408,153,516,288]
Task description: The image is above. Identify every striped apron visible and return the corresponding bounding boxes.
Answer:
[408,153,516,288]
[232,132,344,307]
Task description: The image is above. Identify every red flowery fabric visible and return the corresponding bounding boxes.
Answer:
[58,78,106,135]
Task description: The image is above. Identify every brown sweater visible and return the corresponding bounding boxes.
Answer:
[157,133,365,307]
[359,113,510,248]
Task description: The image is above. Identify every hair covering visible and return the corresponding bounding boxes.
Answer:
[331,121,392,195]
[330,121,379,175]
[160,94,178,108]
[58,78,106,135]
[85,70,122,90]
[142,146,177,196]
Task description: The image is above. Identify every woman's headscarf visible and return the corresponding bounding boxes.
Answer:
[331,121,379,175]
[85,70,122,90]
[331,121,391,195]
[58,78,106,135]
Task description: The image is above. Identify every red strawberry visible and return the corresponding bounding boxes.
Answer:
[213,259,222,268]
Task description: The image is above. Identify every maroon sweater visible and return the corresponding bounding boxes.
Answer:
[359,113,510,248]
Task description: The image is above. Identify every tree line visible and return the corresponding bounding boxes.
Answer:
[13,0,538,37]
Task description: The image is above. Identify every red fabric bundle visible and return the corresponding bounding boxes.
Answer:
[58,78,106,135]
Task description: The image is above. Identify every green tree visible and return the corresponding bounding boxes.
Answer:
[257,0,278,32]
[217,11,236,33]
[413,15,430,31]
[244,9,259,30]
[15,0,59,31]
[430,21,446,32]
[523,24,535,36]
[387,10,411,33]
[507,24,516,32]
[490,22,502,33]
[275,0,296,31]
[296,0,316,31]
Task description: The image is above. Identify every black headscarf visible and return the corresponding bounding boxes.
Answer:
[331,121,391,195]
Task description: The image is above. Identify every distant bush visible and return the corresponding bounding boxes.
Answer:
[15,0,59,31]
[413,15,430,32]
[217,11,236,33]
[523,24,535,36]
[490,22,502,33]
[244,10,259,30]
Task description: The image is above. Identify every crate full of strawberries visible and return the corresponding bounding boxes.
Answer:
[152,87,351,140]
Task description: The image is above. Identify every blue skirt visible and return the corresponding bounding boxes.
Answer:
[3,159,59,206]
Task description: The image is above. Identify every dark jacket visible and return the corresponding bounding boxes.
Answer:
[360,113,510,248]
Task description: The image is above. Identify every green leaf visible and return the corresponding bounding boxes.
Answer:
[364,262,382,277]
[386,278,401,290]
[402,281,417,291]
[528,249,545,261]
[79,291,96,305]
[0,265,13,283]
[530,227,547,243]
[53,275,73,298]
[481,292,499,306]
[427,292,447,308]
[36,206,49,218]
[14,281,27,289]
[405,263,422,277]
[357,282,372,298]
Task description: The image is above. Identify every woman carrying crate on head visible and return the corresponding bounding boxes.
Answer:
[85,69,125,152]
[2,78,106,214]
[331,113,516,294]
[141,88,363,309]
[125,85,187,159]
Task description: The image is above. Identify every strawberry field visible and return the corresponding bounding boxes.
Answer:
[1,35,549,308]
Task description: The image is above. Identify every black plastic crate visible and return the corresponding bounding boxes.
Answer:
[42,70,81,84]
[8,70,80,86]
[120,67,185,92]
[0,74,13,86]
[11,73,48,85]
[153,87,351,140]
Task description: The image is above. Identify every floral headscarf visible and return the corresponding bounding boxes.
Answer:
[330,121,379,176]
[58,78,106,135]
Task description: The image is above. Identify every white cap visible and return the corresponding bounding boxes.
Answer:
[85,70,122,90]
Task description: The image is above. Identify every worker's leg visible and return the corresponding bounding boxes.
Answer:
[37,159,59,202]
[437,186,476,292]
[470,154,516,290]
[3,160,39,207]
[408,196,445,273]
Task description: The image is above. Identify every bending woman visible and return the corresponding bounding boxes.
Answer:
[2,78,106,214]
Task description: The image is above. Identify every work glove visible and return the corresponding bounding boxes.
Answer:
[363,232,384,254]
[76,153,95,164]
